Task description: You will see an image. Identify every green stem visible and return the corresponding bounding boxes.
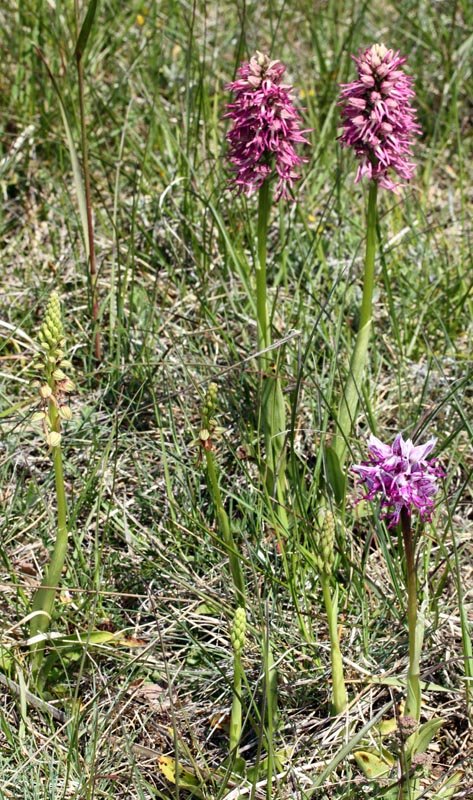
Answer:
[75,0,101,362]
[256,180,271,363]
[229,651,243,755]
[334,180,378,468]
[401,507,421,721]
[30,402,68,660]
[204,449,246,606]
[264,630,277,800]
[321,574,348,714]
[256,182,288,524]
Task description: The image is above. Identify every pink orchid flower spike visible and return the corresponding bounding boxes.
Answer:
[339,44,421,192]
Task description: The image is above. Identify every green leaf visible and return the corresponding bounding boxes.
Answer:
[434,771,463,799]
[405,717,443,760]
[0,645,13,674]
[75,0,99,59]
[309,700,394,791]
[324,445,346,503]
[353,749,394,779]
[58,631,117,648]
[158,756,204,798]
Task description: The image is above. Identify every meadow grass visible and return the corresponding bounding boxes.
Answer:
[0,0,472,797]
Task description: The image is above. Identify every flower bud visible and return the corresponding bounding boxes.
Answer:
[58,405,73,421]
[231,607,246,656]
[52,368,66,381]
[46,431,62,447]
[40,384,53,399]
[316,508,336,576]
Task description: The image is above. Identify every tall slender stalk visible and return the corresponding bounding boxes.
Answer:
[30,414,68,652]
[334,181,378,467]
[256,182,288,522]
[204,448,246,606]
[229,607,246,756]
[321,577,347,714]
[401,507,422,721]
[316,508,348,713]
[263,620,277,800]
[75,0,101,361]
[230,649,243,754]
[256,180,271,361]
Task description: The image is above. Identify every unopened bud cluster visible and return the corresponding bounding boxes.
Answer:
[32,292,74,447]
[231,607,246,656]
[198,382,219,451]
[315,508,336,575]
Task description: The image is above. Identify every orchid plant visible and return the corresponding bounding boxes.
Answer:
[225,52,308,529]
[353,432,443,722]
[331,45,421,480]
[352,432,446,797]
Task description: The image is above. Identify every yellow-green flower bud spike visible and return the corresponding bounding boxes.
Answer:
[41,292,63,351]
[231,607,246,656]
[317,508,336,576]
[32,292,75,444]
[201,382,218,428]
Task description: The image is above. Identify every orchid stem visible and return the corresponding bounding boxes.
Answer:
[205,448,246,606]
[334,180,378,468]
[256,180,271,362]
[256,182,288,521]
[321,575,348,714]
[401,506,422,721]
[30,403,68,668]
[229,650,243,755]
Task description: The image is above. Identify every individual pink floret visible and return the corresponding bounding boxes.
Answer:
[224,52,309,200]
[339,44,421,192]
[352,433,443,527]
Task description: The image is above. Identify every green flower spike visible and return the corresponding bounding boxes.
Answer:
[316,508,336,576]
[33,292,74,447]
[229,607,246,755]
[231,606,246,655]
[30,292,74,675]
[316,506,348,714]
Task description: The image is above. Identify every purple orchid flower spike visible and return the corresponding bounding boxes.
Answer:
[339,43,421,192]
[225,51,309,199]
[352,432,443,527]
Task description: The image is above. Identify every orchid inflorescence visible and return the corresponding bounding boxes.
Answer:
[339,43,421,192]
[352,433,443,527]
[225,51,308,199]
[32,292,74,447]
